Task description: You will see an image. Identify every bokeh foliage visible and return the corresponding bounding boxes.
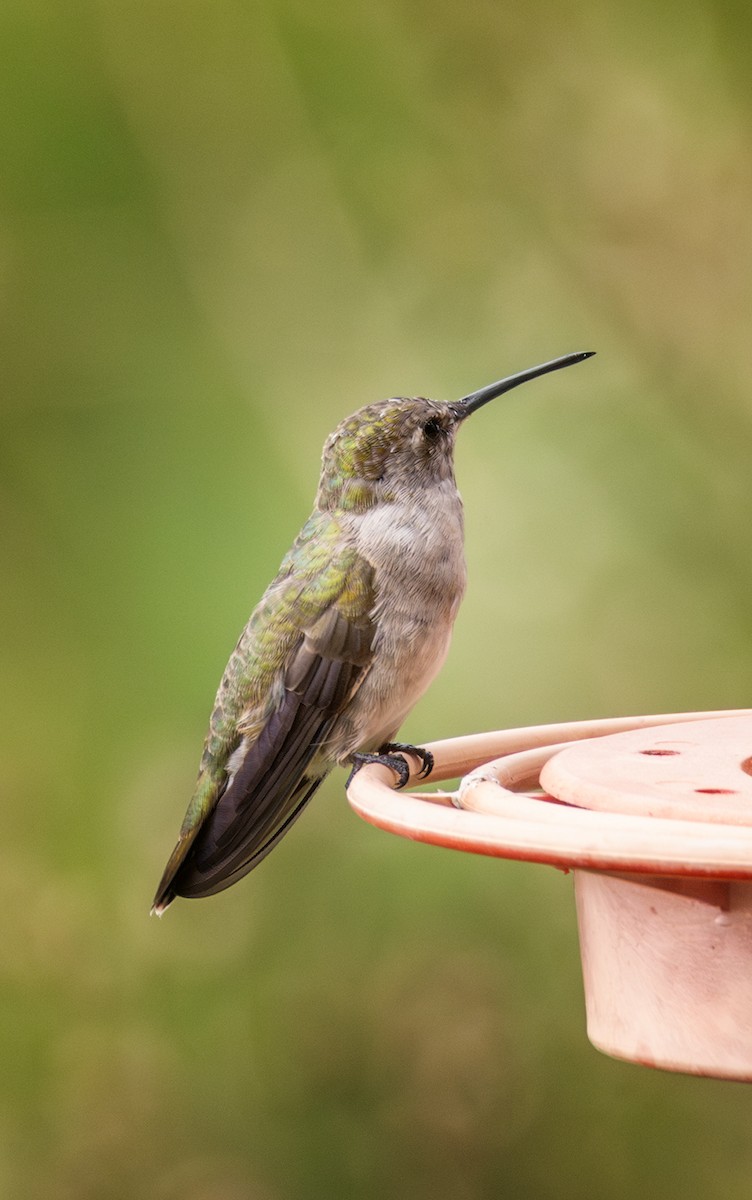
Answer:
[3,1,752,1196]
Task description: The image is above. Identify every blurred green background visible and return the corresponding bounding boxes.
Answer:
[3,0,752,1197]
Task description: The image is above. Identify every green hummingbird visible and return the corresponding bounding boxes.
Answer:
[152,351,594,914]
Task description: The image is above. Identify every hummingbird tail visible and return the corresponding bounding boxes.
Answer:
[150,837,191,915]
[173,771,326,900]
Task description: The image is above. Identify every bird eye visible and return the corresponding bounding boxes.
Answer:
[422,418,443,440]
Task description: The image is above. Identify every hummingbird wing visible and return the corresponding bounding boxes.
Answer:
[152,524,375,911]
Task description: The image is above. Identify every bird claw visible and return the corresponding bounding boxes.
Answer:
[380,742,434,781]
[346,742,434,791]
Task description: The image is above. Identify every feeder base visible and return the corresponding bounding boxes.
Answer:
[575,871,752,1079]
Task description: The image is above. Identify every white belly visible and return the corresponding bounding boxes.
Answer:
[332,484,467,759]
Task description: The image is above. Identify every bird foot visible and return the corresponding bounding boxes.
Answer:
[346,742,434,790]
[380,742,434,780]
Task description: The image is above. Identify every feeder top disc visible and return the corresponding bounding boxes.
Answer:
[540,716,752,827]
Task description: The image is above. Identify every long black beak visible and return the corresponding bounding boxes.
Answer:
[456,351,595,418]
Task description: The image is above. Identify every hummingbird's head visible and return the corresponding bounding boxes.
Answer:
[316,352,595,513]
[317,396,461,512]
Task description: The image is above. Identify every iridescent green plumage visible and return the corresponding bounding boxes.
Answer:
[152,510,375,911]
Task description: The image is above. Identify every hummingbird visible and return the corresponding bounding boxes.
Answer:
[152,351,594,914]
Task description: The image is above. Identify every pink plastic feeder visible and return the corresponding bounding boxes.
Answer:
[345,709,752,1080]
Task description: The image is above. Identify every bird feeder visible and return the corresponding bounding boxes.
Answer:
[346,709,752,1081]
